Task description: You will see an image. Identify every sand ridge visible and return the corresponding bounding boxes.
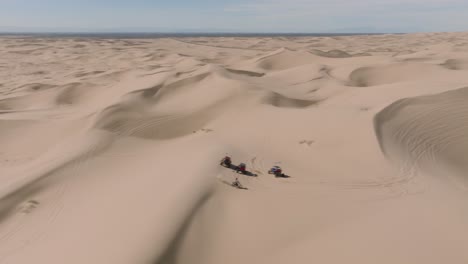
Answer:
[1,32,468,263]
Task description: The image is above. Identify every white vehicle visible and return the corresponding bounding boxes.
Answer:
[268,165,287,177]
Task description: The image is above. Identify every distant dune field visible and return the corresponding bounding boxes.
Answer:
[1,32,468,264]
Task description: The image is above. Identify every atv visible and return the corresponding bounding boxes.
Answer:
[236,163,247,174]
[268,166,287,178]
[220,156,232,167]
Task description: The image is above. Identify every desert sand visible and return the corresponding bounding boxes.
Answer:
[1,32,468,263]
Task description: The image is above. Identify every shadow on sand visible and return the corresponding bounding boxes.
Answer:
[220,179,248,190]
[220,163,258,177]
[153,190,213,264]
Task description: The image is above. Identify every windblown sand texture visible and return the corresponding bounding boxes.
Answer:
[1,32,468,263]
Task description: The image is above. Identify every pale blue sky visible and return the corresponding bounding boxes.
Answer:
[1,0,467,33]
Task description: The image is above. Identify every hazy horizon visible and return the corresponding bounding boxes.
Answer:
[0,25,402,34]
[0,28,396,34]
[1,0,467,34]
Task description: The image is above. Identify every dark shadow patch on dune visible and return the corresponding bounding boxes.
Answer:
[55,83,84,105]
[391,50,416,57]
[144,53,164,61]
[94,72,221,139]
[140,84,164,98]
[307,88,320,94]
[226,68,265,77]
[8,50,34,55]
[199,58,222,64]
[0,98,16,110]
[6,43,46,48]
[127,84,164,99]
[73,44,87,48]
[97,111,212,140]
[399,57,430,63]
[440,59,468,70]
[19,83,56,92]
[122,41,145,47]
[94,99,219,140]
[33,71,47,75]
[141,70,173,77]
[291,76,326,86]
[175,69,198,78]
[74,70,106,78]
[264,92,320,108]
[310,49,352,58]
[71,38,90,43]
[373,97,414,157]
[153,191,213,264]
[348,67,373,87]
[353,52,372,57]
[165,73,210,90]
[144,65,165,70]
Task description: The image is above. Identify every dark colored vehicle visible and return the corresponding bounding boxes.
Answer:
[268,166,287,177]
[236,163,247,174]
[220,156,232,167]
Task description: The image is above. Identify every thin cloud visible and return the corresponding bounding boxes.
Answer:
[223,0,468,32]
[226,0,468,13]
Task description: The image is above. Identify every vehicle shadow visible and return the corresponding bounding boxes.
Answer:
[220,163,258,177]
[220,179,248,190]
[268,171,292,178]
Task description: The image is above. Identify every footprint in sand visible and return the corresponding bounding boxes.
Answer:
[18,200,40,214]
[360,107,370,112]
[299,140,314,147]
[193,128,214,134]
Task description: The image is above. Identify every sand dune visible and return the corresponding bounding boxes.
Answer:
[348,62,467,87]
[248,48,323,71]
[375,86,468,175]
[263,92,320,108]
[1,32,468,264]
